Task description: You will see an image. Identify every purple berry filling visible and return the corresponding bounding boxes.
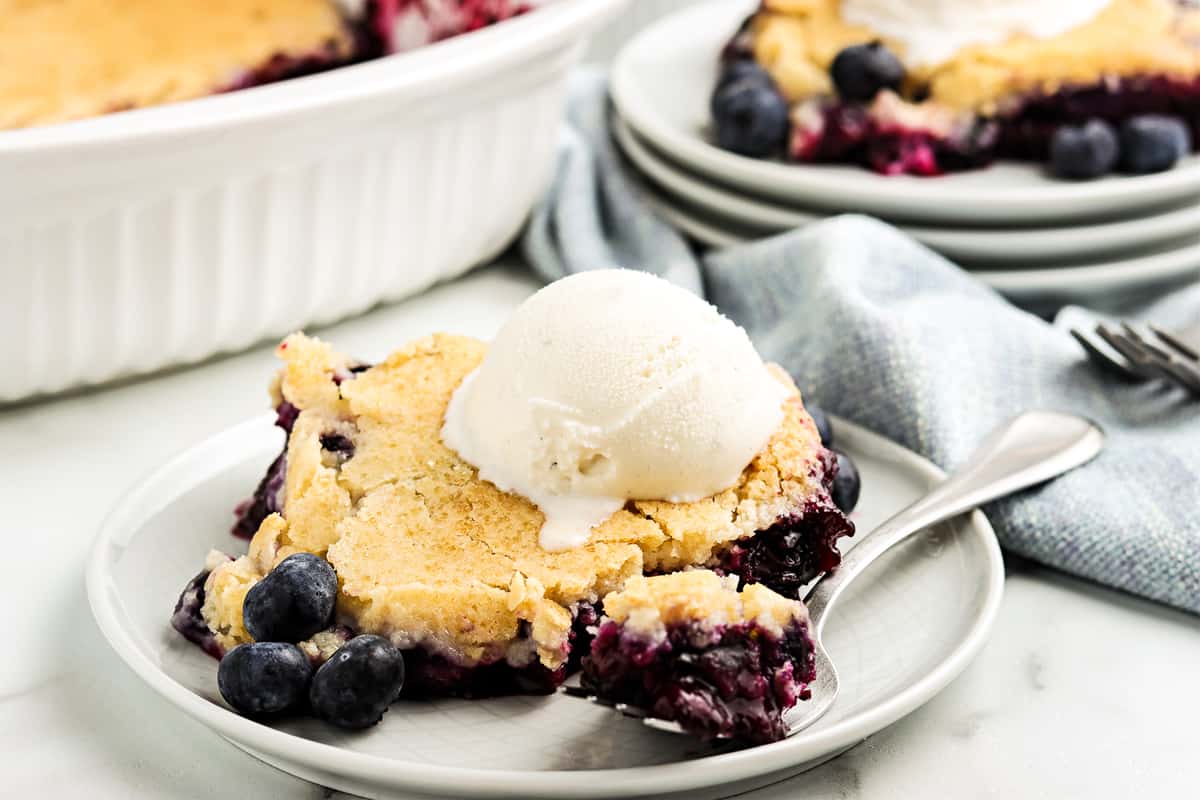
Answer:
[401,607,599,698]
[231,451,286,540]
[717,500,853,599]
[581,618,815,744]
[718,448,855,599]
[218,42,373,96]
[170,570,223,660]
[232,403,299,539]
[402,650,567,698]
[786,76,1200,175]
[999,75,1200,161]
[319,433,356,460]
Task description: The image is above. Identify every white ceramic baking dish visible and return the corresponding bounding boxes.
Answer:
[0,0,627,403]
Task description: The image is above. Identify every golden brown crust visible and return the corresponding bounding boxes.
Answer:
[203,333,828,667]
[0,0,355,129]
[602,571,808,639]
[753,0,1200,114]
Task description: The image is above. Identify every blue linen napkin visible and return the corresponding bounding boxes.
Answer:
[522,71,1200,615]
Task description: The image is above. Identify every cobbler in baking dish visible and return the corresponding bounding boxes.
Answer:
[0,0,532,130]
[711,0,1200,177]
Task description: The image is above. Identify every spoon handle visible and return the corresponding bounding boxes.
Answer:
[805,410,1104,634]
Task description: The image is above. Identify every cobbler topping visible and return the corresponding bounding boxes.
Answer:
[602,571,808,640]
[2,1,537,130]
[0,0,358,130]
[198,332,846,677]
[753,0,1200,114]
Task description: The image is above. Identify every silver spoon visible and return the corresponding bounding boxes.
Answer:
[568,410,1105,738]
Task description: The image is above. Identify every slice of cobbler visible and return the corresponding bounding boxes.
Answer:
[714,0,1200,176]
[172,332,852,699]
[581,571,814,744]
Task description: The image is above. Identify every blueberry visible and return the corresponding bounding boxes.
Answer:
[830,42,905,102]
[830,450,861,514]
[309,635,406,729]
[711,74,790,158]
[1048,120,1118,180]
[218,642,312,716]
[716,60,773,92]
[1119,115,1191,174]
[243,553,338,644]
[808,405,834,447]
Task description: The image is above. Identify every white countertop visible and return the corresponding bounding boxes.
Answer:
[4,261,1198,799]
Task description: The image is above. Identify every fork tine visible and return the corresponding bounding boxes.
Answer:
[1159,358,1200,395]
[561,685,693,733]
[1071,327,1147,381]
[1097,325,1183,387]
[1096,324,1156,369]
[1149,324,1200,362]
[1102,323,1200,395]
[1119,321,1200,392]
[563,686,649,719]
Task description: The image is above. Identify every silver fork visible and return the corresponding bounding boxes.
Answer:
[1071,321,1200,393]
[564,411,1105,739]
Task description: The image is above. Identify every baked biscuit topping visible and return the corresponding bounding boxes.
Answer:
[753,0,1200,114]
[0,0,357,130]
[200,332,837,672]
[601,571,809,640]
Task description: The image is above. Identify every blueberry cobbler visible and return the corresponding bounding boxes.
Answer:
[712,0,1200,177]
[171,271,860,742]
[0,0,534,130]
[581,571,815,744]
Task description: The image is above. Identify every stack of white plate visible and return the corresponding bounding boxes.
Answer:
[610,0,1200,308]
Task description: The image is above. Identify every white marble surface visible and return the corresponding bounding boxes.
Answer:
[3,262,1198,799]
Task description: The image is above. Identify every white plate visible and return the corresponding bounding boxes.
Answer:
[615,118,1200,266]
[88,415,1003,800]
[610,0,1200,226]
[646,193,1200,307]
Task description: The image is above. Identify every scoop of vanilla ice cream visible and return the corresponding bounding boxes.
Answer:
[841,0,1112,66]
[442,269,789,552]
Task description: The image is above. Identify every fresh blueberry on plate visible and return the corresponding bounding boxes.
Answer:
[715,60,774,92]
[711,73,790,158]
[310,635,406,729]
[831,450,861,514]
[808,405,834,448]
[243,553,338,644]
[1048,120,1119,179]
[830,42,905,102]
[218,642,312,716]
[1119,115,1191,174]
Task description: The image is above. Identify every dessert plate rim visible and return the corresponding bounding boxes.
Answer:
[610,0,1200,227]
[87,414,1004,799]
[614,117,1200,266]
[643,184,1200,304]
